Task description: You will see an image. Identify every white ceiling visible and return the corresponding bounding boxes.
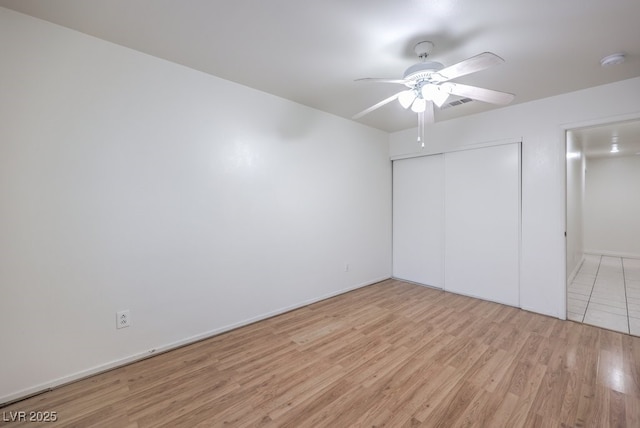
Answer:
[2,0,640,133]
[570,119,640,159]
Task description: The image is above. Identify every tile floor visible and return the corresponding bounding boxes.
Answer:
[567,254,640,335]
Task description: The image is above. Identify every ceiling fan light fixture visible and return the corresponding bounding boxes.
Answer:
[421,84,450,107]
[398,90,416,109]
[411,97,427,113]
[421,84,437,99]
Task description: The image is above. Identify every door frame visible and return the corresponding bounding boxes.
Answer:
[561,111,640,320]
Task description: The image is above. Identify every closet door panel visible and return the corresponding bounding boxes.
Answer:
[392,154,444,288]
[444,143,520,306]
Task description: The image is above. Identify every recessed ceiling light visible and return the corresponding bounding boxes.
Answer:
[610,144,619,153]
[600,53,626,67]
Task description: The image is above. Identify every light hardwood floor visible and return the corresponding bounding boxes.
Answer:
[2,279,639,427]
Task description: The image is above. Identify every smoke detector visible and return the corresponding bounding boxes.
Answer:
[600,53,625,67]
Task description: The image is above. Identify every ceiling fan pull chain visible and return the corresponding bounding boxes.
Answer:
[418,111,425,148]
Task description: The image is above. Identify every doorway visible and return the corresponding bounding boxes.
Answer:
[566,119,640,335]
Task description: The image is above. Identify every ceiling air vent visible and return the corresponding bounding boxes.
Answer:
[441,97,473,110]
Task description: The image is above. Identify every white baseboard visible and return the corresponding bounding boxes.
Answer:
[520,305,559,319]
[390,276,443,290]
[584,249,640,260]
[0,276,390,406]
[567,255,585,284]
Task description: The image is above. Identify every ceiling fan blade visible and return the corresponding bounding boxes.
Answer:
[352,92,403,120]
[432,52,504,82]
[444,82,515,105]
[355,77,408,84]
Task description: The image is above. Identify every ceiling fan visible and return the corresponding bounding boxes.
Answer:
[353,41,515,135]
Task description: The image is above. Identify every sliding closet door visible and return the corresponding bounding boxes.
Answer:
[444,143,520,306]
[393,154,444,288]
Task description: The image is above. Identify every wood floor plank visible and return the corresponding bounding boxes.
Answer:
[558,370,581,426]
[2,279,640,427]
[609,389,627,428]
[483,391,520,427]
[625,391,640,427]
[426,380,482,427]
[503,363,547,427]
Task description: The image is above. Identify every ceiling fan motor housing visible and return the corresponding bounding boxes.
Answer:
[403,61,445,83]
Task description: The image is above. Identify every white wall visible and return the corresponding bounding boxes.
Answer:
[584,155,640,257]
[566,132,586,279]
[390,76,640,319]
[0,8,391,403]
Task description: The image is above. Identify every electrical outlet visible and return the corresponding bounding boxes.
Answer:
[116,310,131,329]
[344,263,350,272]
